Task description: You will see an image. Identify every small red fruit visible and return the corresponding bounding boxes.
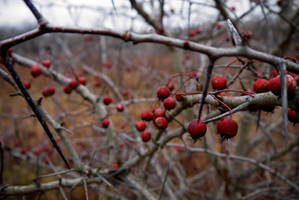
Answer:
[116,104,124,112]
[21,147,28,154]
[217,23,223,29]
[296,54,299,60]
[167,81,175,91]
[104,62,112,69]
[212,76,227,90]
[273,70,279,77]
[154,117,168,129]
[269,75,297,95]
[102,119,110,128]
[110,163,120,170]
[23,81,31,89]
[69,79,78,88]
[175,91,184,101]
[7,48,13,55]
[253,79,269,93]
[103,96,112,105]
[141,110,154,121]
[218,92,226,96]
[122,90,129,97]
[78,77,86,85]
[189,31,196,37]
[157,86,171,100]
[288,109,299,124]
[136,121,146,132]
[31,64,42,77]
[63,86,72,94]
[141,131,151,142]
[291,74,299,85]
[188,120,207,140]
[196,28,202,34]
[163,97,176,110]
[230,6,236,11]
[42,60,51,68]
[47,86,55,95]
[0,57,3,63]
[217,117,238,139]
[152,106,166,118]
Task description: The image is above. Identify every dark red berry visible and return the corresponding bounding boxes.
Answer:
[269,75,297,95]
[42,60,51,68]
[136,121,146,132]
[273,70,279,77]
[217,117,238,139]
[196,28,202,34]
[23,81,31,89]
[189,31,196,37]
[212,76,227,90]
[288,109,299,124]
[104,62,112,69]
[78,77,86,85]
[152,106,166,118]
[253,79,269,93]
[7,48,13,55]
[157,86,171,100]
[141,110,154,121]
[122,90,129,97]
[63,86,72,94]
[175,91,184,101]
[163,97,176,110]
[141,131,151,142]
[217,23,223,29]
[69,79,78,88]
[116,103,124,112]
[110,163,120,170]
[291,74,299,85]
[31,64,42,77]
[102,119,110,128]
[154,117,168,129]
[103,96,112,105]
[188,120,207,140]
[167,82,175,91]
[47,86,55,95]
[21,147,28,154]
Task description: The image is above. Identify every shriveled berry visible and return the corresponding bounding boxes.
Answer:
[116,103,124,112]
[69,79,78,88]
[63,86,72,94]
[31,64,42,77]
[217,117,238,139]
[136,121,146,132]
[42,60,51,68]
[23,81,31,89]
[154,117,168,129]
[157,86,170,100]
[102,119,110,128]
[167,81,175,91]
[163,97,176,110]
[288,109,299,124]
[141,110,154,121]
[103,96,112,105]
[141,131,151,142]
[78,77,86,85]
[212,76,227,90]
[253,79,269,93]
[269,75,297,95]
[188,120,207,140]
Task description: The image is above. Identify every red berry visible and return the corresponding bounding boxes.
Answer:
[196,28,202,34]
[230,6,235,11]
[69,79,78,88]
[188,120,207,140]
[167,82,175,91]
[21,147,28,154]
[141,110,154,121]
[217,117,238,139]
[0,57,3,63]
[253,79,269,93]
[163,97,176,110]
[154,117,168,129]
[47,86,55,95]
[136,121,147,132]
[157,86,170,100]
[103,96,112,105]
[23,81,31,89]
[116,103,124,112]
[175,91,184,101]
[269,75,297,95]
[291,74,299,85]
[31,64,42,77]
[102,119,110,128]
[217,23,223,29]
[218,92,226,96]
[273,70,279,77]
[122,90,129,97]
[183,41,189,49]
[212,76,227,90]
[78,77,86,85]
[42,60,51,68]
[7,48,13,55]
[141,131,151,142]
[104,62,112,69]
[111,163,120,170]
[63,86,72,94]
[152,106,166,118]
[189,31,196,37]
[288,109,299,124]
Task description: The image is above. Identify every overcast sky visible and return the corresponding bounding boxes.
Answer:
[0,0,263,32]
